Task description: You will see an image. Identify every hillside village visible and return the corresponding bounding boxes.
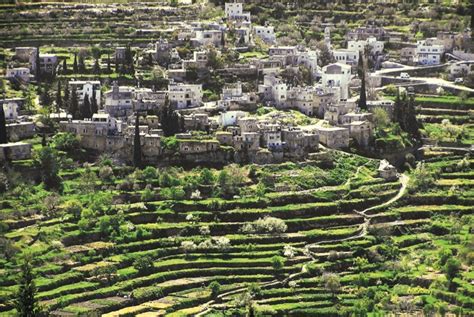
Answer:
[1,1,473,166]
[0,1,473,316]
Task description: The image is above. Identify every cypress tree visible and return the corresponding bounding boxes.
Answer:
[55,81,62,113]
[0,103,8,144]
[107,54,111,73]
[93,58,100,74]
[160,95,180,136]
[63,82,70,107]
[15,256,42,317]
[62,59,67,74]
[357,51,367,110]
[90,89,98,115]
[69,87,79,119]
[78,54,86,73]
[133,112,142,168]
[39,86,52,109]
[82,93,92,119]
[35,47,41,82]
[73,52,78,73]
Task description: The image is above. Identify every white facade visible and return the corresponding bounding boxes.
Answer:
[104,84,134,118]
[6,67,31,82]
[258,74,287,107]
[415,38,444,65]
[192,30,223,47]
[219,111,246,127]
[225,2,251,21]
[321,63,352,101]
[3,102,19,120]
[348,36,384,55]
[69,80,101,107]
[333,49,359,66]
[254,25,276,44]
[168,83,203,109]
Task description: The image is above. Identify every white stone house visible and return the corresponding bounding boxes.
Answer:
[219,110,246,127]
[254,25,276,44]
[347,36,384,56]
[415,38,445,65]
[69,80,101,108]
[321,63,352,101]
[3,102,19,120]
[333,49,359,67]
[168,83,203,109]
[258,74,287,108]
[225,2,251,22]
[192,30,223,47]
[6,67,31,83]
[104,83,134,118]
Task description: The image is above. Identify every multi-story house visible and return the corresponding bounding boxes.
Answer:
[168,83,203,109]
[415,38,445,65]
[321,63,352,101]
[104,83,134,118]
[254,25,276,44]
[6,67,32,83]
[333,49,359,67]
[69,80,101,107]
[225,2,251,22]
[348,36,384,56]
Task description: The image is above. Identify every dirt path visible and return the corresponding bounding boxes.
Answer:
[192,173,410,317]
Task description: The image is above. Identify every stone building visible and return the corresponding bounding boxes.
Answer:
[321,63,352,101]
[69,80,101,108]
[315,126,350,149]
[0,142,32,161]
[168,83,203,109]
[183,113,209,131]
[7,122,35,141]
[104,83,133,118]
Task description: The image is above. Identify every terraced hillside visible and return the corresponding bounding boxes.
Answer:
[0,146,473,316]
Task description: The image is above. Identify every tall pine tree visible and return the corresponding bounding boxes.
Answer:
[160,95,180,136]
[133,112,142,168]
[15,256,42,317]
[34,47,41,82]
[63,82,70,108]
[73,52,78,73]
[81,93,92,119]
[0,103,8,143]
[55,81,62,113]
[62,59,68,74]
[69,88,79,119]
[357,51,367,110]
[90,89,98,115]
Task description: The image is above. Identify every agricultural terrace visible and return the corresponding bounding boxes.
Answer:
[0,139,473,316]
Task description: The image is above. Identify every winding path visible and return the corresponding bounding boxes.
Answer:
[194,172,410,316]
